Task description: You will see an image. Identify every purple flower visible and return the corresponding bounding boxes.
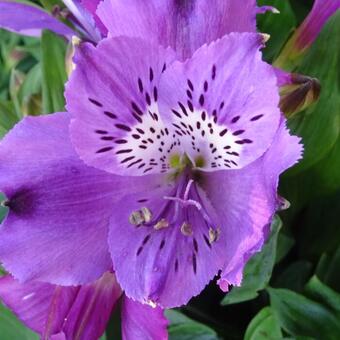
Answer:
[0,272,168,340]
[0,29,302,308]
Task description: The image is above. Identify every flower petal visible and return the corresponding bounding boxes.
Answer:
[202,119,302,289]
[63,272,122,340]
[295,0,340,52]
[158,33,281,171]
[0,113,121,285]
[97,0,258,59]
[62,0,102,42]
[108,175,226,308]
[0,272,122,339]
[80,0,107,36]
[121,296,168,340]
[0,275,78,336]
[0,1,73,38]
[68,37,177,176]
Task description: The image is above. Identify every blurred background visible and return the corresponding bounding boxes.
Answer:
[0,0,339,339]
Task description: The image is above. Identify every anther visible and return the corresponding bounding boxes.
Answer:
[154,219,169,230]
[141,207,152,223]
[209,227,220,243]
[129,207,152,226]
[181,222,193,236]
[129,210,144,226]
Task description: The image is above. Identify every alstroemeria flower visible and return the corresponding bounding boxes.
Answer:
[0,272,168,340]
[0,32,302,308]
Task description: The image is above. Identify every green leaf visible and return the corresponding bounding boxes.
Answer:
[257,0,297,62]
[311,137,340,194]
[297,191,340,258]
[0,192,7,223]
[273,261,313,292]
[19,63,42,100]
[41,30,67,113]
[315,246,340,292]
[275,232,295,264]
[40,0,63,11]
[19,63,42,116]
[305,276,340,315]
[0,303,38,340]
[166,310,219,340]
[268,288,340,339]
[221,217,282,305]
[0,100,19,137]
[244,307,283,340]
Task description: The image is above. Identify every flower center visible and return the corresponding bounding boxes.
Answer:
[129,169,220,243]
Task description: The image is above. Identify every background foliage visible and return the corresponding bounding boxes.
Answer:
[0,0,339,339]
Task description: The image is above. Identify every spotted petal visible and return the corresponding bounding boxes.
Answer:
[97,0,258,59]
[0,113,127,285]
[68,37,178,176]
[203,119,303,289]
[158,33,281,171]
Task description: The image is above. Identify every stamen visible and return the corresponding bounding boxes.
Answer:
[154,219,169,230]
[184,179,194,200]
[209,227,220,243]
[181,222,193,236]
[164,196,202,211]
[129,207,152,226]
[141,207,152,223]
[129,210,144,226]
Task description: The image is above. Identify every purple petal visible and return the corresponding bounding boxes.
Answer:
[0,1,73,38]
[202,119,302,289]
[63,272,122,340]
[0,272,122,339]
[121,296,168,340]
[62,0,102,42]
[51,333,67,340]
[0,275,78,336]
[295,0,340,51]
[80,0,107,36]
[0,113,122,285]
[97,0,258,59]
[108,174,226,308]
[67,37,177,176]
[159,33,281,171]
[273,67,293,87]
